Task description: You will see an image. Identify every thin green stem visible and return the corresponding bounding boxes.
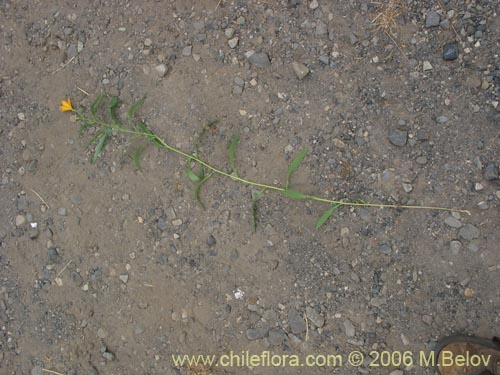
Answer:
[79,113,471,216]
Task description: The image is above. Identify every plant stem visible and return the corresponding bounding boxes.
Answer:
[80,114,472,216]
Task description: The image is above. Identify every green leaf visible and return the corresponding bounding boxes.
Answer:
[282,189,308,199]
[186,159,200,182]
[315,204,342,229]
[285,147,308,189]
[195,173,213,208]
[86,129,105,148]
[91,93,105,116]
[92,132,108,164]
[109,96,122,125]
[133,145,144,171]
[128,96,146,127]
[229,133,240,177]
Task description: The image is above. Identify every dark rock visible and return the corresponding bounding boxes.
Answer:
[483,162,499,180]
[246,327,268,340]
[48,248,60,263]
[443,44,458,61]
[426,11,441,28]
[207,235,216,247]
[248,52,271,68]
[288,309,306,334]
[157,217,167,231]
[388,129,408,147]
[71,271,84,286]
[268,328,286,345]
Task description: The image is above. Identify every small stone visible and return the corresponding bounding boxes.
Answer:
[154,64,167,77]
[15,215,26,226]
[246,327,268,340]
[58,207,67,216]
[144,38,153,46]
[315,21,327,36]
[31,367,43,375]
[134,327,145,334]
[234,77,244,87]
[119,274,129,284]
[319,55,329,65]
[207,235,216,247]
[306,307,325,328]
[182,45,192,57]
[443,44,459,61]
[435,115,449,123]
[172,219,183,226]
[402,183,413,193]
[459,224,480,241]
[474,182,484,191]
[422,315,433,325]
[268,328,286,346]
[225,28,235,38]
[292,62,310,80]
[388,129,408,147]
[157,217,167,231]
[48,248,59,263]
[450,240,462,255]
[228,37,239,49]
[97,328,107,339]
[309,0,319,10]
[426,10,441,28]
[71,271,84,286]
[477,201,488,210]
[444,217,462,228]
[481,80,490,90]
[248,52,271,68]
[464,288,474,298]
[483,163,499,180]
[379,243,392,255]
[343,319,355,337]
[102,352,115,361]
[288,309,306,334]
[423,61,433,71]
[416,156,428,165]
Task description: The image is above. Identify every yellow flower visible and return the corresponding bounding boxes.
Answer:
[60,98,74,112]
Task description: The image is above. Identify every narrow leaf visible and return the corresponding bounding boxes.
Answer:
[133,145,144,171]
[92,133,108,164]
[91,93,105,116]
[315,204,342,229]
[109,96,122,125]
[186,159,200,182]
[195,173,213,208]
[282,189,308,199]
[86,129,105,148]
[128,96,146,127]
[79,121,94,136]
[229,133,240,177]
[285,147,308,189]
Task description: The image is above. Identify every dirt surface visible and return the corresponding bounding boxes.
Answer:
[1,0,500,374]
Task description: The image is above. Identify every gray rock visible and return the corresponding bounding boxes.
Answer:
[248,52,271,68]
[426,10,441,28]
[343,319,355,337]
[443,44,458,61]
[444,217,462,228]
[71,271,84,286]
[450,240,462,255]
[315,21,328,36]
[58,207,67,216]
[182,45,192,57]
[207,235,216,247]
[388,129,408,146]
[484,162,499,180]
[102,352,115,361]
[246,327,268,340]
[225,28,234,38]
[32,367,43,375]
[379,243,392,255]
[459,224,480,241]
[15,214,26,226]
[48,248,60,263]
[154,64,167,77]
[67,44,78,60]
[435,115,449,123]
[319,55,329,65]
[288,309,306,334]
[292,62,310,80]
[157,217,167,231]
[228,37,239,49]
[268,328,286,346]
[306,307,324,328]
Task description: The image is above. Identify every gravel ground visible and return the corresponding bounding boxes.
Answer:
[1,0,499,374]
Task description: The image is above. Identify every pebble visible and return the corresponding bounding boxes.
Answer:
[477,201,488,210]
[483,162,499,180]
[15,214,26,226]
[402,183,413,193]
[450,240,462,255]
[48,248,60,263]
[225,28,234,38]
[444,216,462,228]
[31,367,43,375]
[309,0,319,10]
[379,243,392,255]
[458,224,479,241]
[292,62,310,80]
[58,207,67,216]
[97,328,107,339]
[246,327,268,340]
[288,309,306,334]
[144,38,152,47]
[119,274,129,284]
[305,307,324,328]
[423,61,433,71]
[388,129,408,147]
[207,235,216,247]
[426,10,441,28]
[443,44,459,61]
[343,319,355,337]
[268,328,286,345]
[435,115,449,123]
[228,37,239,49]
[157,217,167,231]
[416,156,428,165]
[172,219,183,227]
[154,64,167,77]
[248,52,271,68]
[422,315,433,325]
[182,45,192,57]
